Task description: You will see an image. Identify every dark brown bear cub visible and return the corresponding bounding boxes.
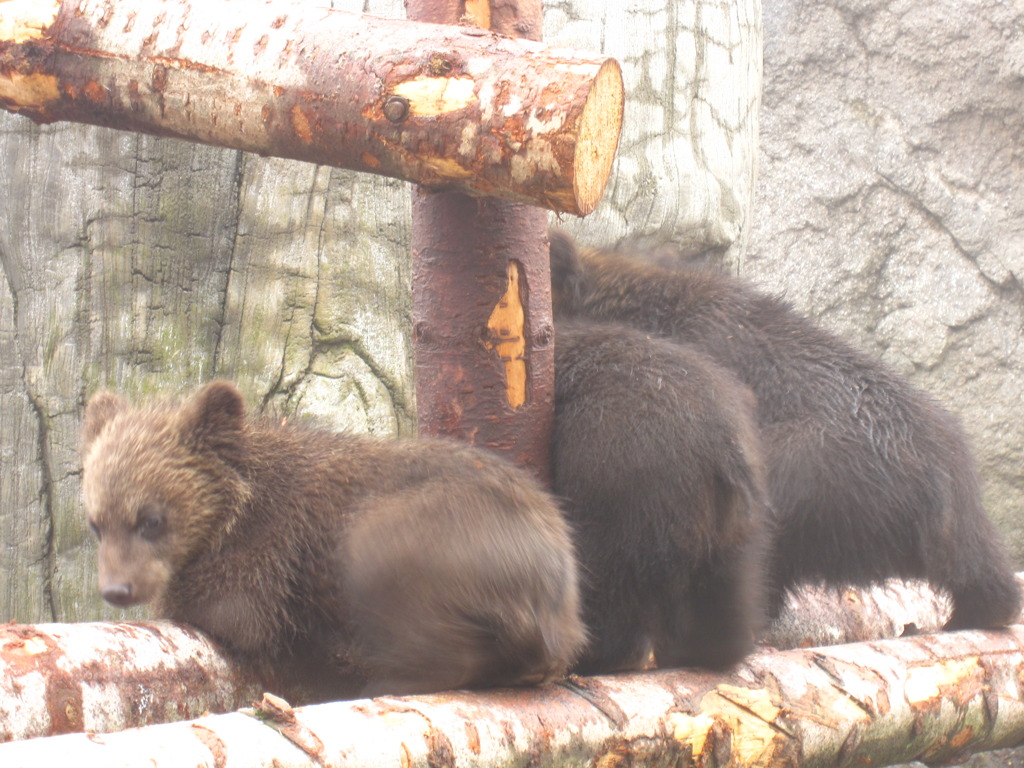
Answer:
[81,381,585,701]
[554,321,770,673]
[551,231,1021,630]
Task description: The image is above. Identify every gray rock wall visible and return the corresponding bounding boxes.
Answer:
[545,0,762,258]
[746,0,1024,562]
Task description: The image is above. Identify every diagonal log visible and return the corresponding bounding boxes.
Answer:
[0,0,622,215]
[3,624,1024,766]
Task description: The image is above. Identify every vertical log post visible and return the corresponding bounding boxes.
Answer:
[408,0,553,482]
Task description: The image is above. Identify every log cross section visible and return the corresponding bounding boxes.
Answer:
[0,0,623,215]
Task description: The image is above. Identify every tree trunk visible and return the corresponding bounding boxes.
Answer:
[5,623,1024,766]
[0,0,622,215]
[0,117,417,623]
[407,0,555,480]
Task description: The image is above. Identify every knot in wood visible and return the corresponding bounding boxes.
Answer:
[383,95,410,123]
[534,324,554,348]
[427,54,453,76]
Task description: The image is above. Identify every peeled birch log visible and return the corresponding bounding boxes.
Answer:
[4,626,1024,766]
[0,621,262,743]
[2,578,1020,745]
[762,580,952,650]
[0,0,623,215]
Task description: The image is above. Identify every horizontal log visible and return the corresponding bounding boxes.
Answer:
[3,626,1024,766]
[0,621,261,743]
[0,0,623,215]
[2,578,1020,747]
[762,579,952,649]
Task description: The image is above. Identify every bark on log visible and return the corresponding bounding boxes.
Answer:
[411,196,554,478]
[407,0,555,481]
[0,621,262,743]
[0,0,622,215]
[4,626,1024,766]
[762,580,953,650]
[2,578,1020,746]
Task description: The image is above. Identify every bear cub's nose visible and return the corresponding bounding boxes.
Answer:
[102,583,135,607]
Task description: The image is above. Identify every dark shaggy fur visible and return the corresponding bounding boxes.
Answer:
[81,381,586,701]
[551,231,1020,629]
[554,321,770,672]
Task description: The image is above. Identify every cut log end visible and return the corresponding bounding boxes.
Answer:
[572,58,624,216]
[0,0,59,45]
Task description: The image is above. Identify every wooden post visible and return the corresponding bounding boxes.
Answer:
[408,0,575,482]
[0,0,625,476]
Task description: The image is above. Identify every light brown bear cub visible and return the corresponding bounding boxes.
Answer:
[81,380,585,702]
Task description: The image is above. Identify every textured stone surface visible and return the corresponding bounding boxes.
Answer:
[545,0,762,258]
[746,0,1024,563]
[0,0,413,623]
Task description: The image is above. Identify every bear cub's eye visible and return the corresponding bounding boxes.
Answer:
[88,519,101,540]
[135,506,167,542]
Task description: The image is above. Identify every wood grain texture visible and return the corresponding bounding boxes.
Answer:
[0,116,414,623]
[7,618,1024,765]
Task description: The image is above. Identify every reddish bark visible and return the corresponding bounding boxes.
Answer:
[407,0,555,482]
[0,621,261,743]
[0,0,621,214]
[6,624,1024,765]
[411,193,553,479]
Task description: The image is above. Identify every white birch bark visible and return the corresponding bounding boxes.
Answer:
[1,578,1012,745]
[5,624,1024,767]
[0,621,261,743]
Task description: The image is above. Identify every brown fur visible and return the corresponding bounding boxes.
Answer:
[81,381,585,701]
[551,231,1021,630]
[554,321,770,673]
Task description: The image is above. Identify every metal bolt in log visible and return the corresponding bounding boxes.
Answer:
[381,96,410,124]
[0,0,623,215]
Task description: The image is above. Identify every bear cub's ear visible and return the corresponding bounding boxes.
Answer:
[178,380,248,461]
[82,391,127,453]
[549,230,586,312]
